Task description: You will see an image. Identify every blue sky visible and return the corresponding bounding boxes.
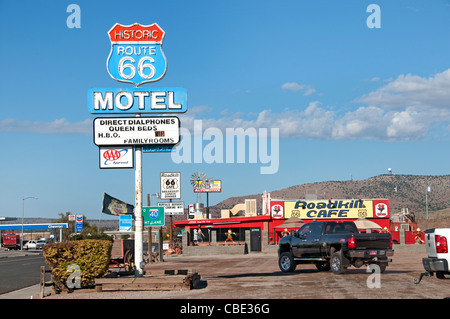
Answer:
[1,0,450,220]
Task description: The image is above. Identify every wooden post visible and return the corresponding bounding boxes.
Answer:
[39,266,53,299]
[39,266,45,299]
[159,227,163,263]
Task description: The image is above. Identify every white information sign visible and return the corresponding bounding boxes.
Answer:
[93,117,180,146]
[160,172,181,199]
[157,202,184,215]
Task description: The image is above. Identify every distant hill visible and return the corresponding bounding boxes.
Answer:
[211,174,450,219]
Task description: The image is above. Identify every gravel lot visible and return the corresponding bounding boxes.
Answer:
[44,245,450,300]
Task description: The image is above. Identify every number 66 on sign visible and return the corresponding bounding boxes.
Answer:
[107,23,167,86]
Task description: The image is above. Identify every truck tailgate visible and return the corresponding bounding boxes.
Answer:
[425,229,438,258]
[355,233,391,250]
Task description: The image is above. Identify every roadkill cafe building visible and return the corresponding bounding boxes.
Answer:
[174,196,391,253]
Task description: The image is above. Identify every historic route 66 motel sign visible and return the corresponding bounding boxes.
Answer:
[107,23,167,86]
[88,23,187,276]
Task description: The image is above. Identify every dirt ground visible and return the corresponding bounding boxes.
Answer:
[44,245,449,300]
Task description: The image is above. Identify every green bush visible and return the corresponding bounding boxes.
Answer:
[43,240,112,292]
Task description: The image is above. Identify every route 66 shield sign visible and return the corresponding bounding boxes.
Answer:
[107,23,167,86]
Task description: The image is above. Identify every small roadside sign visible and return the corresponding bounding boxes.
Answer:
[194,180,222,193]
[75,215,83,232]
[157,202,184,215]
[119,215,133,232]
[142,206,165,227]
[99,147,134,169]
[160,172,181,199]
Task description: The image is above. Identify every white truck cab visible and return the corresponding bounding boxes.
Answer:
[415,228,450,284]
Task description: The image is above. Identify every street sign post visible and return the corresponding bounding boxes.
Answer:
[160,172,181,199]
[142,206,165,226]
[157,202,184,215]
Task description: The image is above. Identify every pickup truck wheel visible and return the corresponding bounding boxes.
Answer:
[331,252,347,274]
[436,272,448,279]
[315,262,330,272]
[279,252,296,273]
[378,264,387,273]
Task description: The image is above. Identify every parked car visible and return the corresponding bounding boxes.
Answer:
[24,240,37,250]
[36,240,47,249]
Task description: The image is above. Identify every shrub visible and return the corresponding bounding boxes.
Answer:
[43,239,112,292]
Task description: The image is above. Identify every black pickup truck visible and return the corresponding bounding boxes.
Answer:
[278,220,394,274]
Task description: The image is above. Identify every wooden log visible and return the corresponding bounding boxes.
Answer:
[95,271,200,291]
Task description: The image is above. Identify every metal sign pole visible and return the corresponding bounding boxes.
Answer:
[134,115,144,276]
[147,194,152,263]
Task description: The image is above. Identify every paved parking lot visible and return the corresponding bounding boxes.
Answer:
[44,245,450,300]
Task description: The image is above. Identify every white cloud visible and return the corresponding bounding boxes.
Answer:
[356,69,450,110]
[282,82,316,96]
[387,109,427,139]
[182,67,450,141]
[332,106,386,140]
[303,87,316,96]
[346,68,450,140]
[179,101,335,139]
[331,106,432,141]
[282,82,304,91]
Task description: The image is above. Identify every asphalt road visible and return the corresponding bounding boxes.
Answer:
[0,252,46,294]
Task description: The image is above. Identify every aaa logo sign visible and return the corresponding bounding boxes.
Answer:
[107,23,167,86]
